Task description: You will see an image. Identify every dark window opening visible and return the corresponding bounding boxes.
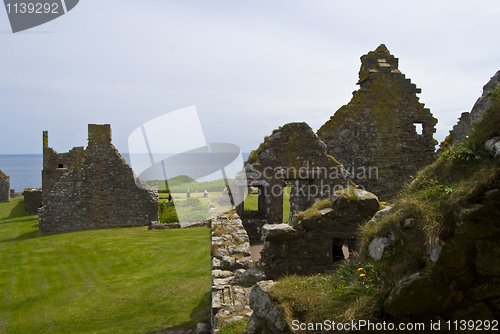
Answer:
[332,244,345,262]
[58,164,64,168]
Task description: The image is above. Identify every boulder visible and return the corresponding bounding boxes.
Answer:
[476,240,500,276]
[261,224,301,242]
[249,280,288,332]
[384,272,463,316]
[368,237,390,261]
[485,137,500,163]
[231,267,267,287]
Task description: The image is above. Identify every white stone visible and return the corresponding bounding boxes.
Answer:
[369,237,389,261]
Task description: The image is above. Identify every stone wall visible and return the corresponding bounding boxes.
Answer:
[39,124,158,233]
[0,170,9,203]
[258,187,379,280]
[211,214,267,332]
[24,188,42,216]
[317,44,437,200]
[42,130,84,195]
[234,122,351,236]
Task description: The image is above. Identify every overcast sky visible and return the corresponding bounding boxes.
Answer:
[1,0,499,155]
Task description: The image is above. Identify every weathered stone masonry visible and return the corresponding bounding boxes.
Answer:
[24,188,43,216]
[318,44,437,200]
[234,122,351,237]
[0,169,9,203]
[39,124,158,233]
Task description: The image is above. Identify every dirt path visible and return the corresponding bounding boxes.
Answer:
[250,239,263,261]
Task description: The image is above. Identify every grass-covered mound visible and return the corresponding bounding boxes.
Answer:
[268,96,500,328]
[0,205,210,334]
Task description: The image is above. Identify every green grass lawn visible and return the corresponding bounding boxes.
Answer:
[243,187,291,223]
[0,201,210,334]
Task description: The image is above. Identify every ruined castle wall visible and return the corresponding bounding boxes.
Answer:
[42,130,84,196]
[317,45,437,200]
[24,188,43,216]
[0,170,9,203]
[234,122,351,227]
[39,124,158,233]
[258,187,379,279]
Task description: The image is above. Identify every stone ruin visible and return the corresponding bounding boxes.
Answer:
[0,170,10,203]
[233,122,351,238]
[39,124,158,233]
[258,187,380,280]
[24,188,43,216]
[447,70,500,146]
[317,44,437,200]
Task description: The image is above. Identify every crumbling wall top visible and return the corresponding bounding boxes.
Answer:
[0,169,9,181]
[88,124,112,147]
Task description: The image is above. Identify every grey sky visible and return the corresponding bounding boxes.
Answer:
[1,0,499,155]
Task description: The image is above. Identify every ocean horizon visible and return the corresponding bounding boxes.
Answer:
[0,153,251,193]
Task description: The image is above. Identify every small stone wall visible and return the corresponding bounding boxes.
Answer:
[211,214,267,332]
[10,189,21,198]
[258,187,380,280]
[39,124,158,233]
[24,188,42,216]
[0,170,10,203]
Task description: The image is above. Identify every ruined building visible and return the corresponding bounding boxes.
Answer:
[24,188,43,216]
[318,44,437,200]
[39,124,158,233]
[446,70,500,146]
[234,122,351,237]
[0,169,9,203]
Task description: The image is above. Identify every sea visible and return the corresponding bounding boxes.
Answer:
[0,153,251,193]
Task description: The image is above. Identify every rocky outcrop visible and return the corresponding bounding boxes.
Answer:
[258,187,379,279]
[318,44,437,200]
[211,215,267,332]
[370,187,500,321]
[447,70,500,145]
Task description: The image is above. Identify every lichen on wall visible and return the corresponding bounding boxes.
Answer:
[317,44,437,200]
[39,124,158,233]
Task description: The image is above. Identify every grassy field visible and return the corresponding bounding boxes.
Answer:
[0,201,210,334]
[243,187,291,223]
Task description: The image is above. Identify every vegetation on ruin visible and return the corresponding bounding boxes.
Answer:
[245,126,283,165]
[0,206,211,334]
[269,98,500,328]
[290,198,332,226]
